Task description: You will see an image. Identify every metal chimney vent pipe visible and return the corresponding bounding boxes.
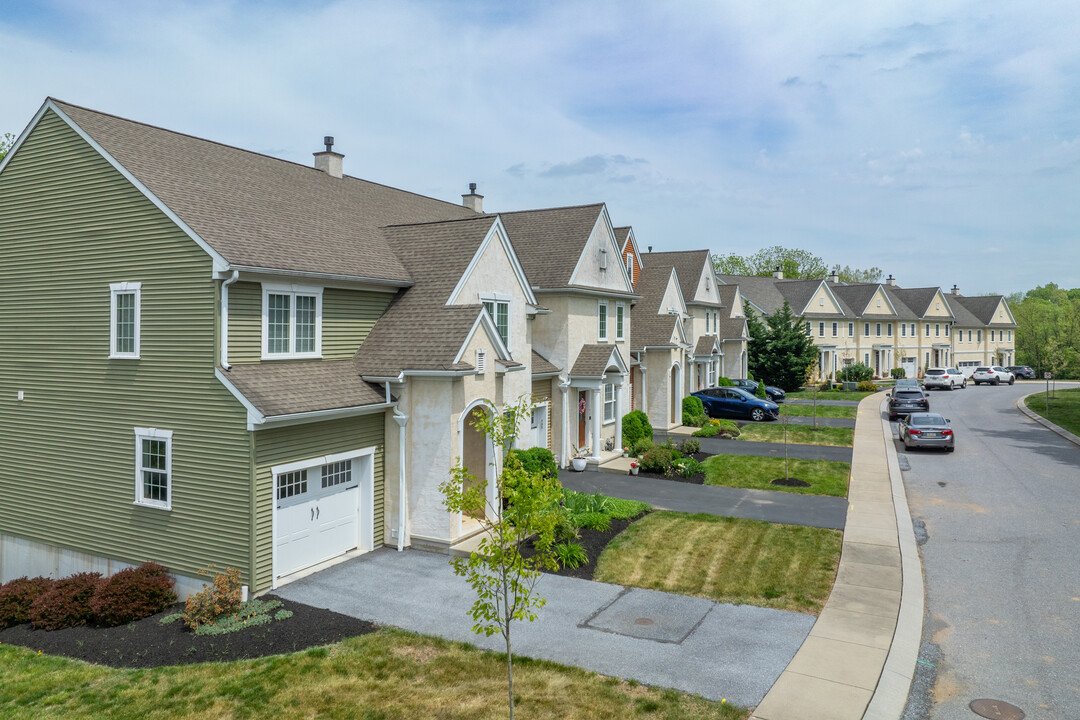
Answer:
[323,136,334,152]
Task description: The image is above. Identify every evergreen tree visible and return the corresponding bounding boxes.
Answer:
[756,300,819,391]
[743,299,769,380]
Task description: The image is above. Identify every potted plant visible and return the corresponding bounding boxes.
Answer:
[570,445,590,472]
[622,445,630,458]
[629,461,639,476]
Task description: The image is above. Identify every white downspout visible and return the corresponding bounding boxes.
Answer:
[387,376,408,552]
[220,270,239,369]
[559,378,571,468]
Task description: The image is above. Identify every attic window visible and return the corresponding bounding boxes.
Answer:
[476,349,486,375]
[819,297,824,306]
[877,299,882,307]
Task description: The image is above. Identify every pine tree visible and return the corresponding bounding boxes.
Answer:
[744,300,769,380]
[757,300,820,391]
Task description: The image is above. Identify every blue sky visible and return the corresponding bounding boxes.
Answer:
[3,0,1079,296]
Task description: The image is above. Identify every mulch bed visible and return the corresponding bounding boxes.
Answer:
[0,595,376,669]
[631,451,712,485]
[771,477,811,487]
[519,514,646,581]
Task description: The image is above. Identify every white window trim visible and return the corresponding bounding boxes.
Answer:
[109,282,142,359]
[832,322,838,337]
[480,295,511,350]
[603,383,616,425]
[261,283,324,360]
[615,302,626,341]
[848,322,854,337]
[598,300,609,341]
[134,427,172,510]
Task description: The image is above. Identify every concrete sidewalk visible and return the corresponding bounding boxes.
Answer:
[750,392,923,720]
[561,470,848,530]
[274,548,815,707]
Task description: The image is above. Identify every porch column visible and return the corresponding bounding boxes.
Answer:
[590,388,602,460]
[639,365,648,415]
[614,380,624,451]
[558,379,570,468]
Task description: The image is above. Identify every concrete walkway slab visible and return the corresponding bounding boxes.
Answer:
[275,547,815,707]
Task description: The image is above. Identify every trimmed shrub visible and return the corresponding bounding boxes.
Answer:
[622,410,653,447]
[678,438,701,456]
[891,367,907,379]
[183,566,242,631]
[857,380,878,392]
[838,363,874,383]
[29,572,102,631]
[0,576,55,629]
[673,458,705,478]
[91,562,177,627]
[507,447,558,480]
[630,437,654,456]
[716,376,734,387]
[681,396,706,426]
[640,445,677,473]
[692,424,720,438]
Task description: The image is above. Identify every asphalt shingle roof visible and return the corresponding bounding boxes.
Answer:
[718,315,748,340]
[353,216,502,376]
[631,265,682,350]
[950,294,1013,325]
[499,204,605,289]
[54,99,475,283]
[570,344,621,377]
[888,287,944,318]
[224,360,388,417]
[531,349,561,376]
[644,250,721,308]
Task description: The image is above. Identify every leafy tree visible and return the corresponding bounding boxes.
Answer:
[755,300,820,391]
[439,397,564,720]
[0,133,14,163]
[713,245,881,283]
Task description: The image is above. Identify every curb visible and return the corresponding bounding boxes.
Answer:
[1015,391,1080,448]
[861,400,924,719]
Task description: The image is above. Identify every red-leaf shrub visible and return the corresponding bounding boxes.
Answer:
[0,576,56,628]
[28,572,102,631]
[90,562,177,627]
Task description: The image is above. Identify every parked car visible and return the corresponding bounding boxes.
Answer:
[894,378,921,390]
[923,367,966,391]
[887,388,930,420]
[972,366,1015,386]
[693,387,780,422]
[898,413,955,452]
[1007,365,1036,380]
[730,378,786,403]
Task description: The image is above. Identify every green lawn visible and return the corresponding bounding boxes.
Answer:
[779,403,858,419]
[736,423,854,447]
[595,512,842,615]
[785,389,877,401]
[1025,388,1080,437]
[0,629,746,720]
[703,455,850,497]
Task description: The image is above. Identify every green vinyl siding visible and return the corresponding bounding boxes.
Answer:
[253,414,385,590]
[0,109,255,585]
[228,282,393,364]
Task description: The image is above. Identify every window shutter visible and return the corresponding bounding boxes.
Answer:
[476,349,486,375]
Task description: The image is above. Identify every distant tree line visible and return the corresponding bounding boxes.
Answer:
[1008,284,1080,379]
[713,245,883,283]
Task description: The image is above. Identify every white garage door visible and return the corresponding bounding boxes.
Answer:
[274,450,375,581]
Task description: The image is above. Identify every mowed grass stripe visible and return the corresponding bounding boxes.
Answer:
[779,403,858,419]
[703,455,850,497]
[0,629,747,719]
[736,424,854,447]
[595,512,842,615]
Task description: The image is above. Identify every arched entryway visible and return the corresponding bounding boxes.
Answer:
[459,400,496,523]
[670,362,682,425]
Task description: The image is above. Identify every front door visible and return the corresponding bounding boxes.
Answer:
[578,391,587,447]
[531,403,548,448]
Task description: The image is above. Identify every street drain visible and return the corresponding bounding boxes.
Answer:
[634,617,654,626]
[969,698,1025,719]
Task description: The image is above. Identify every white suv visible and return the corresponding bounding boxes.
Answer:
[972,366,1015,386]
[923,367,966,390]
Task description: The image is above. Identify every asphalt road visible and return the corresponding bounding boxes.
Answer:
[894,381,1080,720]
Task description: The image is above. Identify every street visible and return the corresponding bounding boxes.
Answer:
[895,382,1080,719]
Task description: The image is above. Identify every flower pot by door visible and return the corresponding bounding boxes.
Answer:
[630,467,639,475]
[571,458,587,472]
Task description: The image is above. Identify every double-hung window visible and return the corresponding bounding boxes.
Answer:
[832,322,838,337]
[848,322,854,337]
[887,323,893,337]
[864,323,870,337]
[109,282,141,359]
[482,298,510,348]
[616,303,625,341]
[876,323,882,337]
[977,329,982,342]
[925,324,931,337]
[806,321,812,336]
[901,323,907,337]
[910,323,916,337]
[935,323,940,337]
[598,301,609,341]
[262,284,322,359]
[134,427,172,510]
[603,383,616,423]
[819,322,825,337]
[945,325,950,337]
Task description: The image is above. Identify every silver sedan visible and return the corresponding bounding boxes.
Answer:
[899,412,955,452]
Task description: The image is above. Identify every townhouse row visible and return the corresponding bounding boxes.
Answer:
[0,99,751,596]
[0,99,1015,597]
[723,269,1016,380]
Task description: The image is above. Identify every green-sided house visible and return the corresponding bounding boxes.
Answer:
[0,99,539,596]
